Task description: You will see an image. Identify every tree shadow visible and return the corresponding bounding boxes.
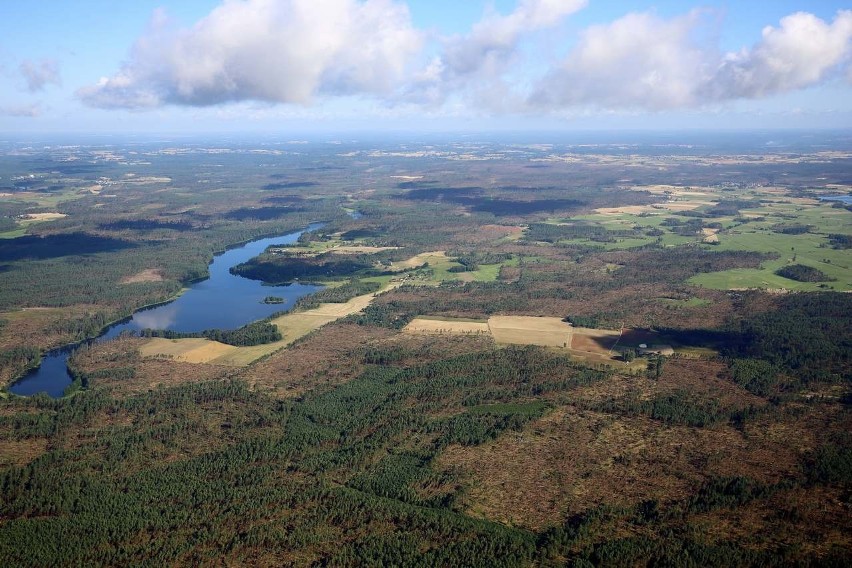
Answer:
[0,233,137,261]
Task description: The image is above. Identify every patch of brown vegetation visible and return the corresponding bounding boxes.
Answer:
[72,337,230,396]
[22,212,67,222]
[404,318,490,335]
[0,437,48,467]
[242,323,395,398]
[435,359,810,531]
[437,404,805,531]
[120,269,164,284]
[139,337,238,364]
[692,485,852,557]
[0,305,105,351]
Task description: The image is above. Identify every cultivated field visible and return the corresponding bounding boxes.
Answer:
[404,315,625,356]
[389,251,448,271]
[404,317,490,335]
[488,316,575,348]
[138,337,237,364]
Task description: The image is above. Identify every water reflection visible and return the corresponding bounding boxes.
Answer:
[10,225,322,397]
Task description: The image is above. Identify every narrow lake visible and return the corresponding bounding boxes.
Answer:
[10,225,323,397]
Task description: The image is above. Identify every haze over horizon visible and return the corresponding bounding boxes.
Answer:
[2,0,852,133]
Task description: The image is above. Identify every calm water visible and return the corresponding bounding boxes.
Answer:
[10,225,323,397]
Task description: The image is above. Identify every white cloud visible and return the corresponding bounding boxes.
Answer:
[531,9,852,111]
[442,0,587,76]
[713,11,852,99]
[78,0,422,109]
[77,2,852,115]
[531,10,711,110]
[1,103,43,117]
[19,59,61,92]
[405,0,586,107]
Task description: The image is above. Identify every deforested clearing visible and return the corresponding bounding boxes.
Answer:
[120,269,164,284]
[404,318,490,335]
[138,337,238,365]
[488,316,575,348]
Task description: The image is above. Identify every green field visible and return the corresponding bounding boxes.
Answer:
[691,202,851,291]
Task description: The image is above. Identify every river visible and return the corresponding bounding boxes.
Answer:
[9,224,324,397]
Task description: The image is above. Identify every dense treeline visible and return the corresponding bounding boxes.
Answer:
[293,279,381,310]
[140,321,281,346]
[578,388,748,428]
[447,251,512,272]
[771,223,813,235]
[775,263,835,282]
[610,247,773,286]
[230,253,376,284]
[0,346,41,384]
[396,184,656,217]
[526,222,640,243]
[828,233,852,249]
[731,292,852,383]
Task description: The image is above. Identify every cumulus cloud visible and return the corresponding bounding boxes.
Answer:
[19,59,61,92]
[442,0,586,76]
[77,2,852,114]
[406,0,586,108]
[713,11,852,99]
[531,10,711,110]
[531,9,852,111]
[78,0,422,109]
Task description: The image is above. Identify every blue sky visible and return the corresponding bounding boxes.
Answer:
[1,0,851,133]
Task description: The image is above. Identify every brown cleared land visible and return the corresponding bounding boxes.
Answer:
[488,316,574,348]
[404,315,626,355]
[404,318,490,335]
[434,359,816,532]
[0,438,48,468]
[138,337,238,364]
[68,337,230,396]
[21,212,68,221]
[390,251,447,270]
[120,269,164,284]
[245,323,495,398]
[0,305,106,351]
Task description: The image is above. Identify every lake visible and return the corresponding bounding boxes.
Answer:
[10,225,323,397]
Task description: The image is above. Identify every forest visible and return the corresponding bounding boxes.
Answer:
[0,136,849,566]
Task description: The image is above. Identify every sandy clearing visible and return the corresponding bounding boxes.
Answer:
[594,206,649,215]
[389,175,423,180]
[390,251,447,270]
[489,316,574,348]
[138,338,238,364]
[23,212,67,221]
[701,228,720,243]
[404,318,490,335]
[404,315,623,354]
[121,269,164,284]
[660,201,712,211]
